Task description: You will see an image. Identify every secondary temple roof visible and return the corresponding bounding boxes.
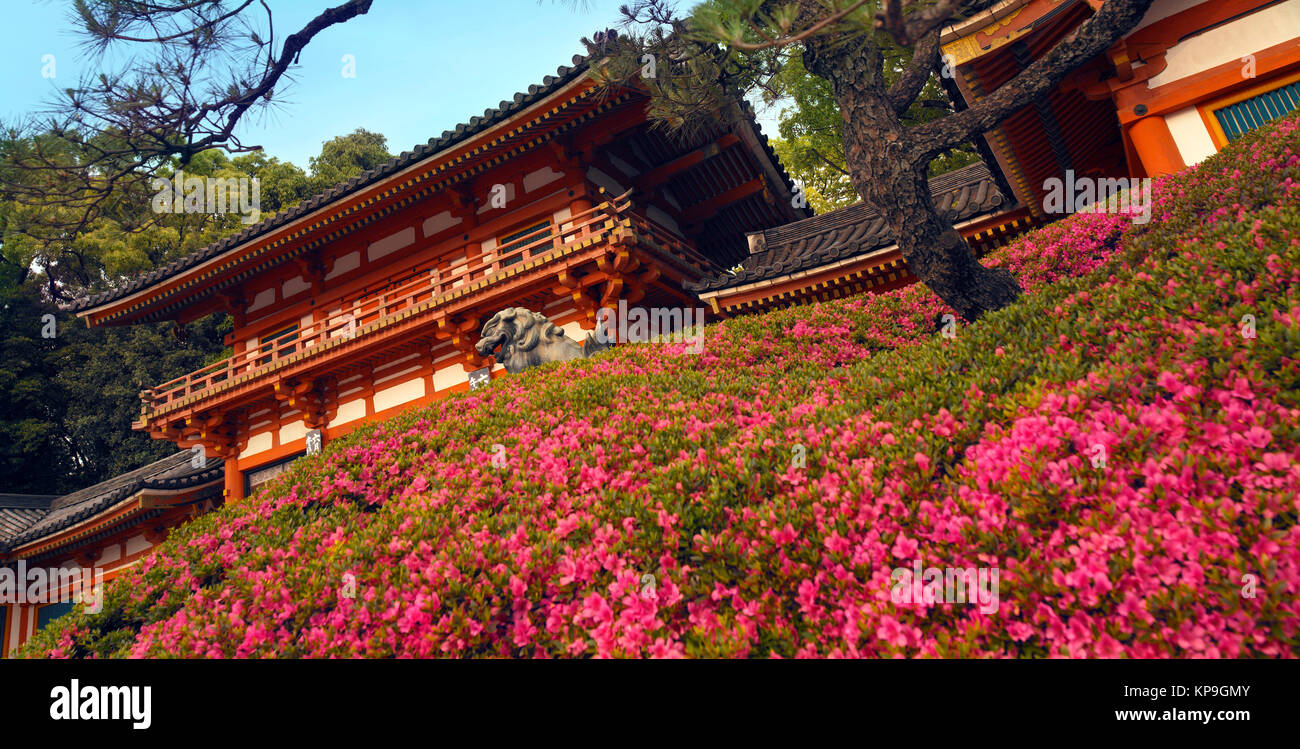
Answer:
[0,495,58,546]
[0,452,224,553]
[688,162,1014,293]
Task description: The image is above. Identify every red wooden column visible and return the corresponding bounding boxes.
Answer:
[570,195,593,216]
[1129,114,1186,177]
[567,194,594,243]
[223,460,244,503]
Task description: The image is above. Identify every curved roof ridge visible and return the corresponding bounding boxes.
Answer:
[71,55,594,315]
[2,451,226,552]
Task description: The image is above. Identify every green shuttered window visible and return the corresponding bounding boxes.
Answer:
[1214,81,1300,141]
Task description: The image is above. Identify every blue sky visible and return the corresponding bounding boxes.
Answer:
[2,0,782,169]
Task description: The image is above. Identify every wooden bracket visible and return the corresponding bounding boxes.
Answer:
[599,277,624,311]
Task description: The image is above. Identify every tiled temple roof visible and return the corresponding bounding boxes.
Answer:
[688,162,1014,293]
[70,56,594,314]
[72,51,801,316]
[0,495,57,545]
[1,452,224,552]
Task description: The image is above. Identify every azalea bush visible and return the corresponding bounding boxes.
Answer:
[21,114,1300,658]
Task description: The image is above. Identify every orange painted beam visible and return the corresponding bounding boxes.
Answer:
[681,177,765,223]
[1115,38,1300,124]
[636,134,741,190]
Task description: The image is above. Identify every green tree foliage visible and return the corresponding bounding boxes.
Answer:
[0,129,391,492]
[0,263,68,491]
[307,129,393,194]
[51,313,232,490]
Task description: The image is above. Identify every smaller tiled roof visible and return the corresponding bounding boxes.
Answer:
[0,495,58,545]
[688,162,1014,293]
[1,452,224,552]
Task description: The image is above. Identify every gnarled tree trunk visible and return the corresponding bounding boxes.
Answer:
[804,31,1021,322]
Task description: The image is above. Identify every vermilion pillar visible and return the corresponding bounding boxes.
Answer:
[223,460,244,503]
[564,195,595,245]
[1129,115,1186,177]
[570,196,594,225]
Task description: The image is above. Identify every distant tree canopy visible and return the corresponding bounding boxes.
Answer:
[0,129,393,493]
[0,0,374,259]
[1,127,391,301]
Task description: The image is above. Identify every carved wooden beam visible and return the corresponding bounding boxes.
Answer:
[638,264,662,286]
[637,134,741,191]
[597,249,639,275]
[599,277,624,311]
[623,275,646,305]
[436,315,485,368]
[681,177,766,224]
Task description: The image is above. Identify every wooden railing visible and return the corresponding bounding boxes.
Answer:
[139,196,696,415]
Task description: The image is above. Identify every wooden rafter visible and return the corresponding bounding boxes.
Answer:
[681,177,766,224]
[636,134,741,191]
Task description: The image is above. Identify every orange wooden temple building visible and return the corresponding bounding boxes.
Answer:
[689,162,1029,315]
[1,454,224,656]
[938,0,1300,218]
[6,2,1299,655]
[67,54,808,505]
[688,1,1300,313]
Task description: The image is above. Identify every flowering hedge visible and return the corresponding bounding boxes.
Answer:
[21,114,1300,658]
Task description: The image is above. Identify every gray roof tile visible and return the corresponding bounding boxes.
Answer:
[687,162,1014,293]
[2,452,224,552]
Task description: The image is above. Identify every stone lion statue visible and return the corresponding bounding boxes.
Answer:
[474,307,609,374]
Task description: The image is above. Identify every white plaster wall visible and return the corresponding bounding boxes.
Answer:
[368,227,416,263]
[241,431,273,459]
[373,376,426,412]
[560,321,590,341]
[1166,106,1220,165]
[374,351,422,374]
[523,167,564,192]
[326,250,360,280]
[477,183,517,214]
[246,288,275,313]
[330,398,367,427]
[375,363,424,386]
[1149,1,1300,88]
[124,534,151,557]
[97,544,122,565]
[282,275,311,298]
[586,166,626,195]
[279,419,307,445]
[1132,0,1203,34]
[432,363,468,392]
[423,211,463,238]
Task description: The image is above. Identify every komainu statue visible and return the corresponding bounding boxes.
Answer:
[474,307,609,374]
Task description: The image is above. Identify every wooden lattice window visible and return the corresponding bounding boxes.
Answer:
[496,220,553,268]
[1202,71,1300,148]
[257,323,299,365]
